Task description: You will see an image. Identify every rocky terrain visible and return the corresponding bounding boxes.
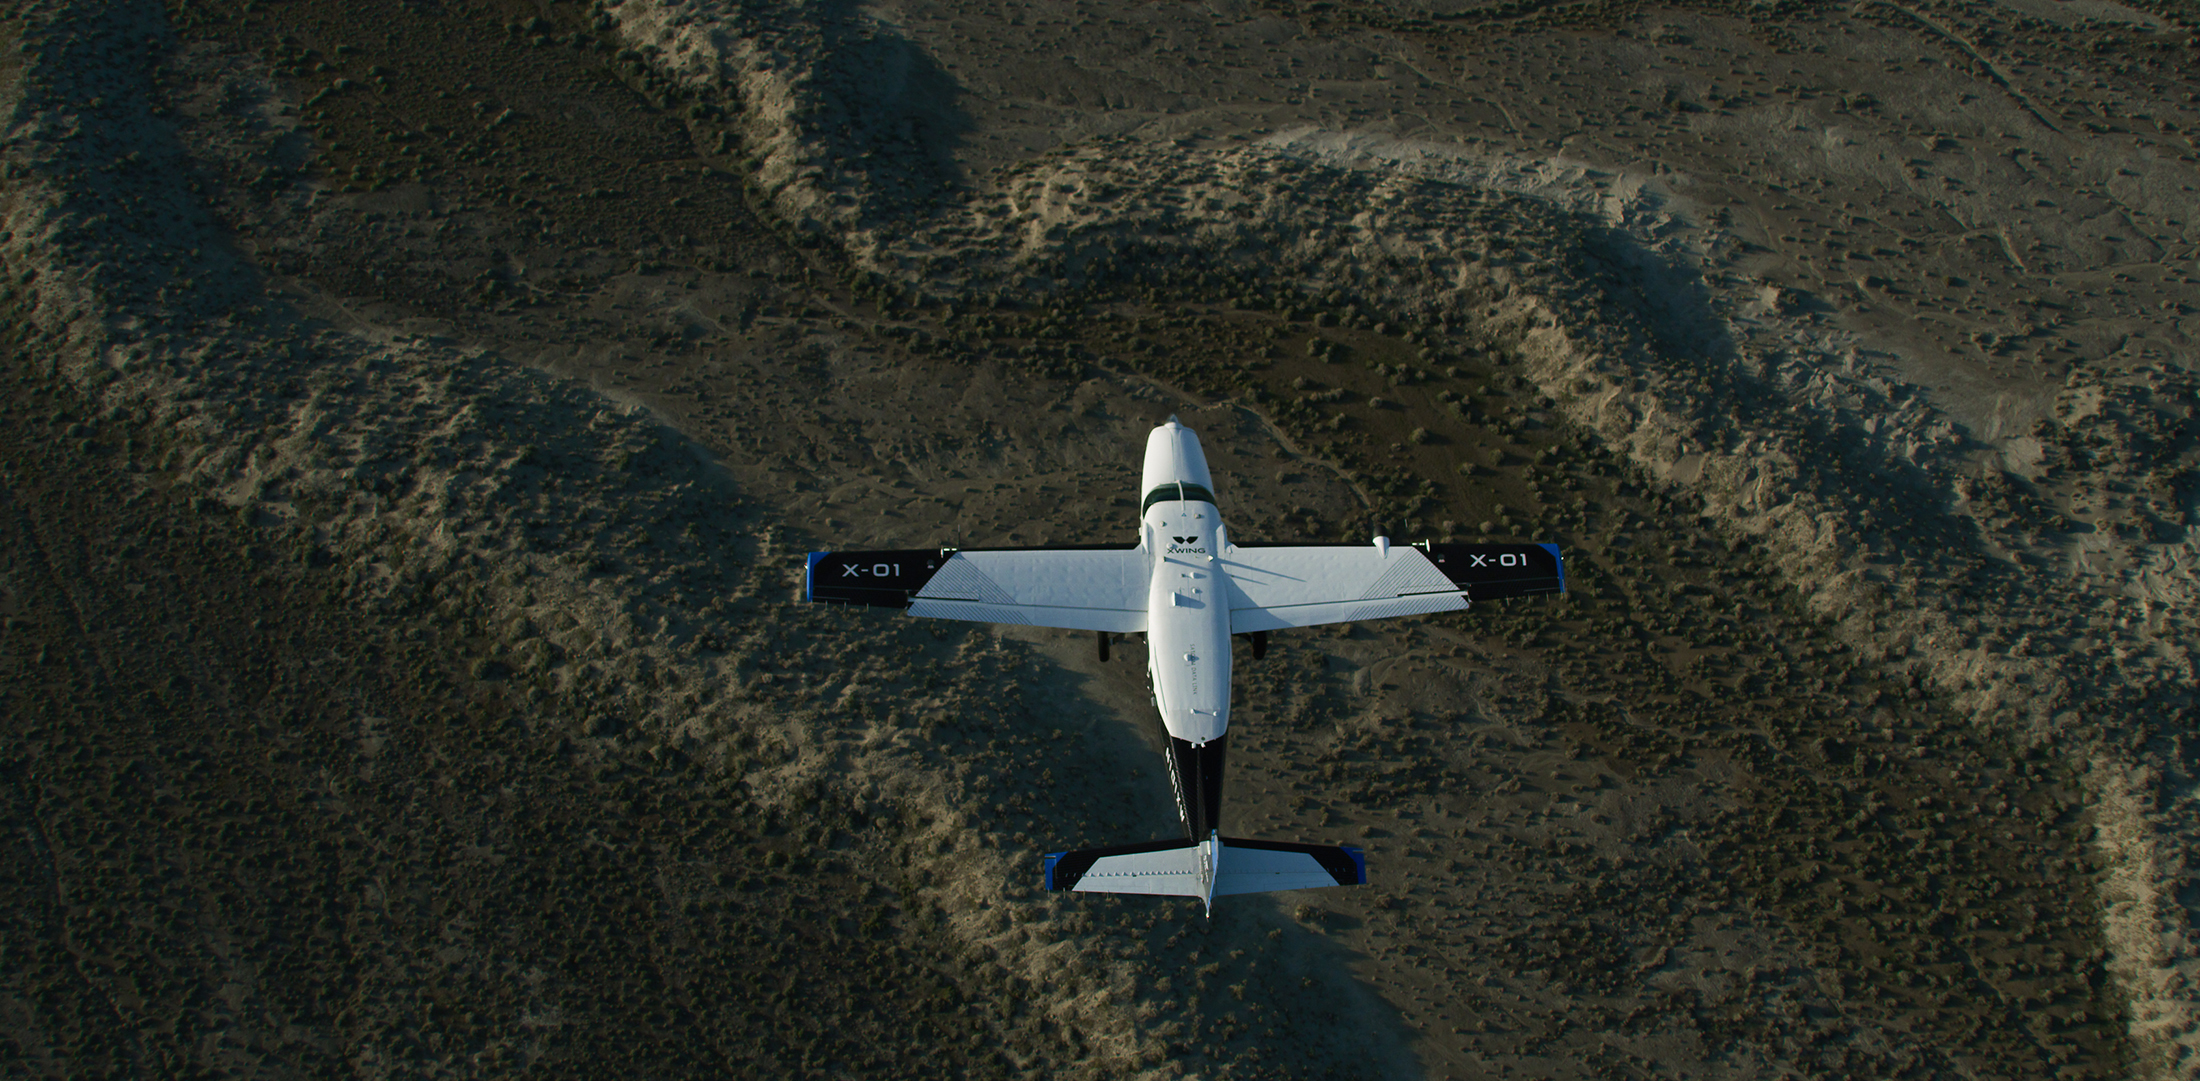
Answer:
[3,0,2196,1077]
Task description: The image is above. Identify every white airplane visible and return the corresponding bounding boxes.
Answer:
[808,417,1563,911]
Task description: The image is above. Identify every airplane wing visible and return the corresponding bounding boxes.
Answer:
[1223,541,1563,633]
[806,546,1149,633]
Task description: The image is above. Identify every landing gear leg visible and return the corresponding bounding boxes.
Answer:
[1251,631,1268,660]
[1097,631,1111,663]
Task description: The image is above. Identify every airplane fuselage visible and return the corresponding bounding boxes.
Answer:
[1143,506,1232,743]
[1137,421,1236,839]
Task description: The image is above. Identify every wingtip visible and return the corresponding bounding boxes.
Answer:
[1341,844,1369,885]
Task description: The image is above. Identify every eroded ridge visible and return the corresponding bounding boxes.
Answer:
[3,0,2196,1076]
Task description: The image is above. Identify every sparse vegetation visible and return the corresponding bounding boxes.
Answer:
[3,0,2194,1076]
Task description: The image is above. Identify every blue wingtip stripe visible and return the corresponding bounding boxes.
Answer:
[805,552,827,602]
[1539,542,1565,594]
[1042,852,1063,891]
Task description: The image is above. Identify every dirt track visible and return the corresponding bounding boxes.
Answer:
[4,0,2197,1077]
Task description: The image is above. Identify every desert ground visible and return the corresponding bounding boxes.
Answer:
[2,0,2196,1077]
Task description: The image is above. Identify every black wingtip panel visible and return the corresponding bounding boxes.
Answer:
[1428,542,1565,600]
[806,550,949,608]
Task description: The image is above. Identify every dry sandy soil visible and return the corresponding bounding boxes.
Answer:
[3,0,2197,1077]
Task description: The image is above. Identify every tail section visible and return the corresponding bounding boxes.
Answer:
[1166,734,1228,840]
[1043,834,1365,913]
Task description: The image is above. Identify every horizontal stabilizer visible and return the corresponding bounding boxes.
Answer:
[1043,838,1209,898]
[1213,837,1368,896]
[1043,836,1365,902]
